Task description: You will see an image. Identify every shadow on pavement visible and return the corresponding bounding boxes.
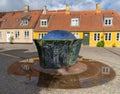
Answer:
[1,49,38,59]
[0,49,43,94]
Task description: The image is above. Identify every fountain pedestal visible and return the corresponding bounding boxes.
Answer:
[33,62,87,88]
[33,30,83,88]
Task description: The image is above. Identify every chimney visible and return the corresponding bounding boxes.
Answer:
[96,3,101,13]
[66,4,70,14]
[24,5,29,12]
[42,6,47,14]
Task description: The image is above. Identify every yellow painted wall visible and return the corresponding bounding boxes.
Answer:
[89,31,120,47]
[33,31,120,47]
[0,29,33,43]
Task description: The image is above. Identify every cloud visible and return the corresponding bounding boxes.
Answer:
[0,0,120,13]
[101,0,120,12]
[70,0,96,11]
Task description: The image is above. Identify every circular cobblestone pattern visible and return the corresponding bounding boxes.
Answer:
[8,57,115,89]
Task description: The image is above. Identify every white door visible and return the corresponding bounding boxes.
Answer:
[6,32,10,42]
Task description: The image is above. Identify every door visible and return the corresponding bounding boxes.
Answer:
[6,32,11,42]
[83,33,90,45]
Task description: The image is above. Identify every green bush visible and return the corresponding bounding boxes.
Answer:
[97,41,104,47]
[9,36,14,44]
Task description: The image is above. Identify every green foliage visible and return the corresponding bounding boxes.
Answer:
[9,36,14,44]
[97,41,104,47]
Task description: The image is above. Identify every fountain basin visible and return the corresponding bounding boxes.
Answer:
[34,30,82,69]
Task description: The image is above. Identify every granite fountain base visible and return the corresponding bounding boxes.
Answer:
[33,62,87,88]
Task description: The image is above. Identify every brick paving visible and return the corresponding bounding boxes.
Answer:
[0,44,120,94]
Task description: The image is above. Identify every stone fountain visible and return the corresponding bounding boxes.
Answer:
[33,30,87,88]
[8,30,115,89]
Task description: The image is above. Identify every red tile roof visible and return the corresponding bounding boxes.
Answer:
[0,10,42,29]
[35,10,120,32]
[0,9,120,32]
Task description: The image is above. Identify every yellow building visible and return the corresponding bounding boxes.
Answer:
[0,4,120,47]
[34,4,120,47]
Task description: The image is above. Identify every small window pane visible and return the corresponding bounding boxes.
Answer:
[94,33,100,41]
[22,19,28,25]
[116,33,120,41]
[71,18,80,26]
[15,31,20,39]
[24,31,29,38]
[40,20,48,27]
[104,18,112,26]
[105,33,111,41]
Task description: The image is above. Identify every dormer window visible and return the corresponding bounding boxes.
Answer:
[3,19,7,22]
[22,19,29,25]
[104,18,113,26]
[21,15,31,26]
[40,19,48,27]
[71,18,80,26]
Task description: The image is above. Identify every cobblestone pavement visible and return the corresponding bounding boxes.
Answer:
[0,44,120,94]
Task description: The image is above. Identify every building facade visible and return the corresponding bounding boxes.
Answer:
[34,4,120,47]
[0,6,41,43]
[0,4,120,47]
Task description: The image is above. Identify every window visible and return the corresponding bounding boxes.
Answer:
[38,34,42,39]
[40,20,48,27]
[104,18,113,26]
[74,33,79,39]
[101,67,110,75]
[0,32,1,38]
[105,33,111,41]
[15,31,20,39]
[22,19,29,25]
[71,18,80,26]
[116,33,120,41]
[38,33,46,39]
[24,31,29,38]
[94,33,100,41]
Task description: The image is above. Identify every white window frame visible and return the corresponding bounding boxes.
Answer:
[0,32,2,38]
[94,33,100,41]
[22,19,29,25]
[24,31,29,38]
[15,31,20,39]
[74,33,79,39]
[105,33,112,41]
[38,33,46,39]
[116,33,120,41]
[40,19,48,27]
[101,66,110,75]
[71,18,80,26]
[38,33,42,39]
[104,18,113,26]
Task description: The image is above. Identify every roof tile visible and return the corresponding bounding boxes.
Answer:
[35,10,120,32]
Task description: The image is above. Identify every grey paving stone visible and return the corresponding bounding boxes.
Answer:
[0,44,120,94]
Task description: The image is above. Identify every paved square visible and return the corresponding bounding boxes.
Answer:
[0,44,120,94]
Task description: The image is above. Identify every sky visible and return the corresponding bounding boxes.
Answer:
[0,0,120,12]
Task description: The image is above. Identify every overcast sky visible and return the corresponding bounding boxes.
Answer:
[0,0,120,12]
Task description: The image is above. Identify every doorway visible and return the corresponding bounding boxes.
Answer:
[83,33,90,45]
[6,32,11,42]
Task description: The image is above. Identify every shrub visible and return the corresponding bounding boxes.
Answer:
[9,36,14,44]
[97,41,104,47]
